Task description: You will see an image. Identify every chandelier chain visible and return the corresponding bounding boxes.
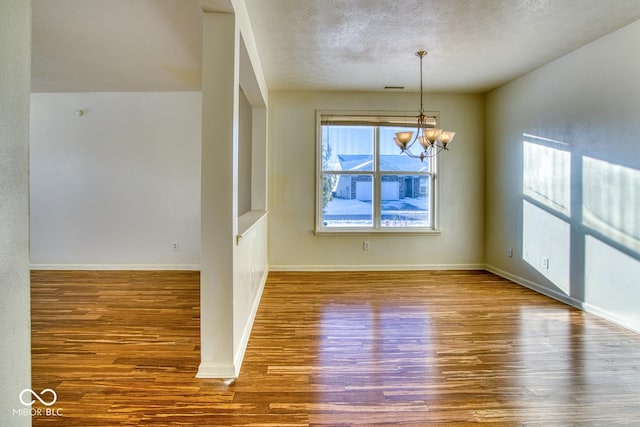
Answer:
[419,51,424,114]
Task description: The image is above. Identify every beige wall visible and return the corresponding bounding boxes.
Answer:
[0,0,31,424]
[485,20,640,332]
[268,90,485,270]
[30,92,202,269]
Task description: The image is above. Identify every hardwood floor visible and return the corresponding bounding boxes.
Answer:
[30,270,640,426]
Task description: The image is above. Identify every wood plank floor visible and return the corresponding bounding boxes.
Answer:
[30,270,640,426]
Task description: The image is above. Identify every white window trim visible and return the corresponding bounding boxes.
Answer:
[315,110,441,235]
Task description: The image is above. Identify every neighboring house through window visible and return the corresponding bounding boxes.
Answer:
[316,112,440,233]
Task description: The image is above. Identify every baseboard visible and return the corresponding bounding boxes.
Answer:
[269,263,486,272]
[233,267,269,376]
[484,264,640,334]
[195,362,237,379]
[580,301,640,334]
[484,264,580,308]
[30,263,201,271]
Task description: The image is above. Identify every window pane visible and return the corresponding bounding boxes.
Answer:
[379,126,431,172]
[380,175,430,228]
[322,126,373,172]
[322,174,373,227]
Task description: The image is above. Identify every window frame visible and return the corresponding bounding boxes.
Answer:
[315,110,441,235]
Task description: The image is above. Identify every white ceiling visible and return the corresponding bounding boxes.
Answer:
[32,0,640,93]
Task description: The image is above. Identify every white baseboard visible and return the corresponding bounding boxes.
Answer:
[269,263,485,272]
[484,264,639,334]
[30,263,201,271]
[195,362,237,379]
[484,264,580,308]
[580,301,640,334]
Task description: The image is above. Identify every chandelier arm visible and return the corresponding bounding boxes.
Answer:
[404,151,420,159]
[404,130,421,151]
[399,146,423,159]
[420,144,448,159]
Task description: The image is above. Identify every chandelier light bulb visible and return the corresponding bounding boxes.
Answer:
[423,128,441,143]
[439,131,456,146]
[395,131,414,146]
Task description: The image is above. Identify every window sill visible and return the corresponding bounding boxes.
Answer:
[314,228,441,236]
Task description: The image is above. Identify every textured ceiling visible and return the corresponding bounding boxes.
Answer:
[245,0,640,92]
[32,0,640,93]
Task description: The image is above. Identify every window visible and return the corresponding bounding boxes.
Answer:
[316,112,439,233]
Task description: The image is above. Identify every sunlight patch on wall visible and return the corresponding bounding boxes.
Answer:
[523,200,571,295]
[523,134,571,216]
[583,156,640,255]
[522,133,571,295]
[584,235,640,331]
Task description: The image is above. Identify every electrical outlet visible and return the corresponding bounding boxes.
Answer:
[542,257,549,269]
[507,248,513,257]
[363,241,371,251]
[171,242,179,251]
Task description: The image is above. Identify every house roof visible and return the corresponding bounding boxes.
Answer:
[337,155,430,173]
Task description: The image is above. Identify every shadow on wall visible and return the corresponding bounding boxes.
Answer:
[521,133,640,328]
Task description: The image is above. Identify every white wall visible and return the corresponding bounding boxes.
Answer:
[268,90,485,270]
[199,12,238,378]
[234,215,267,365]
[0,1,31,424]
[30,92,201,269]
[198,5,269,378]
[485,20,640,332]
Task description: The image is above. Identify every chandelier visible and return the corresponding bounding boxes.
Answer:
[394,50,455,161]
